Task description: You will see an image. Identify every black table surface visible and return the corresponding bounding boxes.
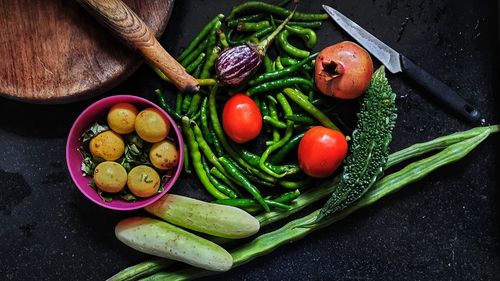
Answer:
[1,1,499,280]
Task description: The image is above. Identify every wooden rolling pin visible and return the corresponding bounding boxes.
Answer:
[77,0,199,93]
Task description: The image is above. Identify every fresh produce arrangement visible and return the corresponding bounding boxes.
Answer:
[79,103,180,202]
[98,1,499,280]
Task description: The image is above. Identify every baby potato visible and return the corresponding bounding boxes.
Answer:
[93,161,127,193]
[127,165,161,198]
[89,130,125,161]
[149,140,179,170]
[107,103,138,134]
[135,108,170,143]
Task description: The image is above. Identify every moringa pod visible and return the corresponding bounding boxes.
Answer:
[215,44,262,86]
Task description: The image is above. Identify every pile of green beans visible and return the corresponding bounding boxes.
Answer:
[108,125,499,281]
[152,1,340,213]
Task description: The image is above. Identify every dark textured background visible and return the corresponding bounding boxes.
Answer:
[1,0,499,280]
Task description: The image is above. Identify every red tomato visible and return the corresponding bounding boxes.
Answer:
[298,126,348,178]
[222,93,262,143]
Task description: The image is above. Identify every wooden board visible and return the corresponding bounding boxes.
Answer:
[0,0,174,103]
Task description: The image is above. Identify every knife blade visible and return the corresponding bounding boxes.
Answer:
[322,5,481,123]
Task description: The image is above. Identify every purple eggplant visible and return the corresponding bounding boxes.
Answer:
[215,10,295,86]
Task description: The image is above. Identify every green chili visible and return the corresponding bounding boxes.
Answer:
[263,55,274,73]
[274,190,301,203]
[263,116,287,129]
[239,149,301,176]
[213,198,291,210]
[216,30,229,49]
[183,142,191,174]
[283,88,339,131]
[253,26,273,39]
[259,93,294,177]
[177,14,224,61]
[269,131,305,164]
[218,156,270,212]
[278,178,313,189]
[154,89,182,120]
[226,14,265,28]
[268,99,280,142]
[205,21,222,54]
[175,92,183,114]
[199,97,213,144]
[181,94,192,114]
[277,29,310,59]
[237,20,270,32]
[285,25,318,48]
[181,117,228,200]
[209,167,243,197]
[202,157,238,199]
[227,1,329,21]
[275,56,284,70]
[286,114,316,124]
[275,19,323,28]
[247,77,315,96]
[186,93,201,118]
[201,46,221,79]
[208,122,224,157]
[249,53,318,85]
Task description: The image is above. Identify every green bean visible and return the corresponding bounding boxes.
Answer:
[277,29,310,59]
[269,131,305,164]
[247,77,315,96]
[199,98,213,145]
[208,86,276,183]
[213,198,291,210]
[180,38,208,67]
[283,88,339,131]
[386,125,500,169]
[209,167,243,197]
[285,25,317,48]
[249,53,318,85]
[237,20,270,32]
[227,14,265,28]
[275,19,323,28]
[263,55,274,73]
[286,114,316,124]
[106,258,173,281]
[263,116,286,129]
[219,156,270,212]
[185,53,206,74]
[227,1,329,21]
[216,30,229,49]
[181,117,229,200]
[154,89,182,120]
[177,14,224,61]
[259,93,294,178]
[202,157,238,199]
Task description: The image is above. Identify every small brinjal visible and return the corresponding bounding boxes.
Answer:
[215,10,295,86]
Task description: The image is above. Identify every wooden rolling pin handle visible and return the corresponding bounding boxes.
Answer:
[77,0,199,93]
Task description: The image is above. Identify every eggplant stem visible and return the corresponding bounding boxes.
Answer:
[254,8,296,56]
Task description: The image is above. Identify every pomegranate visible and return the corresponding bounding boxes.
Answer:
[315,41,374,99]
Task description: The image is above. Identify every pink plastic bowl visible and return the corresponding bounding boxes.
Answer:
[66,95,184,211]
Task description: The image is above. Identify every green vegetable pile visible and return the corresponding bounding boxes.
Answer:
[154,0,341,213]
[105,1,499,280]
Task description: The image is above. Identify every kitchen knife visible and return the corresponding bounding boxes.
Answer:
[322,5,481,123]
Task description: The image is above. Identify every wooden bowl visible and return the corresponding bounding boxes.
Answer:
[0,0,174,103]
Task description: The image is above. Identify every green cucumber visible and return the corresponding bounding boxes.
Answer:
[144,194,260,239]
[115,217,232,272]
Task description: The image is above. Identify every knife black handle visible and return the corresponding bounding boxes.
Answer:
[400,55,481,123]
